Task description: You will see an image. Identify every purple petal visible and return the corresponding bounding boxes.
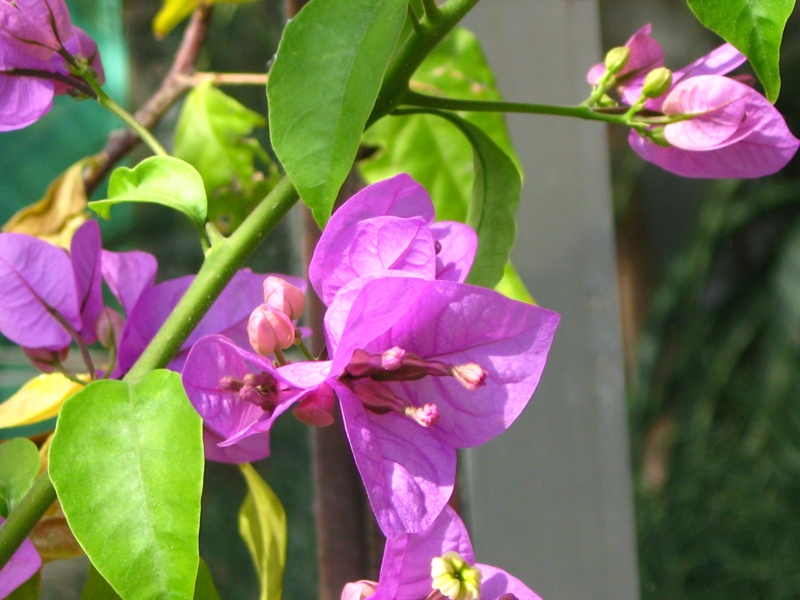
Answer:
[0,232,80,349]
[478,565,543,600]
[309,174,436,305]
[376,506,474,600]
[0,516,41,598]
[182,335,300,462]
[70,220,103,344]
[203,427,270,464]
[118,269,286,374]
[330,277,560,448]
[629,81,800,178]
[0,45,54,131]
[100,249,157,316]
[429,221,477,282]
[662,76,754,150]
[336,382,455,537]
[0,0,73,59]
[672,43,746,84]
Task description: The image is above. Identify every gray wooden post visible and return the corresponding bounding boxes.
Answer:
[462,3,641,599]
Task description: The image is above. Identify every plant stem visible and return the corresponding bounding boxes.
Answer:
[368,0,481,125]
[91,83,168,157]
[188,72,269,87]
[124,177,300,381]
[401,90,627,124]
[0,473,57,568]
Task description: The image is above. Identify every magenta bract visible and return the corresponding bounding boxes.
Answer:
[309,174,477,305]
[354,506,542,600]
[630,75,800,178]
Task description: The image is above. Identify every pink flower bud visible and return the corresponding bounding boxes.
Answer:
[293,384,336,427]
[95,307,124,349]
[451,363,488,390]
[340,580,378,600]
[247,305,295,356]
[262,276,306,320]
[22,346,69,373]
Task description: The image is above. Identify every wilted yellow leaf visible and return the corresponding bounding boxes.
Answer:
[2,160,90,250]
[0,374,87,429]
[153,0,256,39]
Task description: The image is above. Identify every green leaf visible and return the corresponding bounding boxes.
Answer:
[0,438,40,517]
[494,261,535,304]
[81,561,220,600]
[174,82,267,193]
[50,370,204,600]
[424,110,521,289]
[238,463,287,600]
[268,0,408,226]
[361,26,523,222]
[686,0,795,102]
[90,157,208,231]
[174,82,279,234]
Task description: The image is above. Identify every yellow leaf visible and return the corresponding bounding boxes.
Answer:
[153,0,256,39]
[0,374,87,429]
[2,160,90,250]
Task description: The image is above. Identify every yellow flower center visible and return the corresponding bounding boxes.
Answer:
[430,551,482,600]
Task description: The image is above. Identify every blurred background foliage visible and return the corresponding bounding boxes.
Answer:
[601,2,800,598]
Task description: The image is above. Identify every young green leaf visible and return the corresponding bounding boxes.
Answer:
[174,82,279,234]
[268,0,408,226]
[238,463,287,600]
[687,0,795,102]
[0,438,40,517]
[90,157,208,231]
[50,370,204,600]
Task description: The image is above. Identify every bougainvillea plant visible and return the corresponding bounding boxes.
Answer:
[0,0,797,598]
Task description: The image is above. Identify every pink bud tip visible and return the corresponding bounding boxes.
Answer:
[381,346,406,370]
[340,581,378,600]
[451,363,488,390]
[262,276,306,320]
[247,304,296,356]
[406,403,440,427]
[22,346,69,373]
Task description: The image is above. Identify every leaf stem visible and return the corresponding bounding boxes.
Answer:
[187,72,270,87]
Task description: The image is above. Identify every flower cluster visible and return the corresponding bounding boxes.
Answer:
[0,218,291,381]
[588,24,799,178]
[182,173,560,598]
[0,0,104,131]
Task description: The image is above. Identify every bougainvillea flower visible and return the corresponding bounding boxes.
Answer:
[116,270,307,375]
[283,273,559,537]
[309,174,477,305]
[181,335,329,463]
[0,0,104,132]
[340,506,542,600]
[0,228,82,350]
[587,23,663,92]
[0,0,73,60]
[630,75,800,178]
[0,516,41,598]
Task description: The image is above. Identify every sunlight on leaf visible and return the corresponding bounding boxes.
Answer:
[90,156,208,231]
[239,463,287,600]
